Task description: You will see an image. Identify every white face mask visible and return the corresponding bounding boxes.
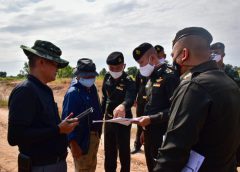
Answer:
[79,78,95,87]
[159,58,165,64]
[109,70,123,79]
[211,53,221,62]
[139,57,154,77]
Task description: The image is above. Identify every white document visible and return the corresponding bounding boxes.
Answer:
[93,117,140,126]
[181,150,205,172]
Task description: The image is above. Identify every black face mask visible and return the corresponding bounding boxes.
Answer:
[172,61,181,77]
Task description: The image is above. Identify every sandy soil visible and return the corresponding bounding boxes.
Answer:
[1,79,239,172]
[0,79,147,172]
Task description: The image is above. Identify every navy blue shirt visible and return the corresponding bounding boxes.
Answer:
[8,75,68,159]
[62,80,103,154]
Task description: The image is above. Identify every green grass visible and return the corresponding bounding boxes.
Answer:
[0,77,25,81]
[0,98,8,108]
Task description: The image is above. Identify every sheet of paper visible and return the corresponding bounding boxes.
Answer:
[93,117,140,126]
[181,150,205,172]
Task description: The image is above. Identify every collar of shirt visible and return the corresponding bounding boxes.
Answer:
[180,60,219,81]
[190,60,219,75]
[150,63,166,82]
[27,74,53,95]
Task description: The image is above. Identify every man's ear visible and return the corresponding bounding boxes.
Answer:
[37,58,44,67]
[181,48,189,63]
[222,52,225,58]
[164,53,166,58]
[150,54,159,65]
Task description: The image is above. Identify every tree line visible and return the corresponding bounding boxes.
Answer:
[1,62,240,79]
[0,62,139,78]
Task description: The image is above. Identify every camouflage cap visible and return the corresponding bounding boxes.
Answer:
[20,40,69,68]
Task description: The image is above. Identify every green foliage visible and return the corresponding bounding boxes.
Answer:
[96,75,104,80]
[126,66,138,78]
[17,62,29,78]
[0,71,7,78]
[57,65,73,78]
[0,76,24,81]
[99,68,107,76]
[0,95,8,107]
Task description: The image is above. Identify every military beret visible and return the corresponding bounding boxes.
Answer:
[172,27,213,47]
[210,42,225,51]
[73,58,98,77]
[132,42,153,61]
[154,45,164,53]
[106,51,124,65]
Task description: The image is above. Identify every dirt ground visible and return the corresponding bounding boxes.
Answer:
[0,79,147,172]
[1,79,240,172]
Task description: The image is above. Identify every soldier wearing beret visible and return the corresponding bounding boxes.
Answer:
[210,42,240,87]
[101,52,136,172]
[62,58,103,172]
[132,43,179,172]
[8,40,79,172]
[153,27,240,172]
[154,45,166,64]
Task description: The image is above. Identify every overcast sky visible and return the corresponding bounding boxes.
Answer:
[0,0,239,76]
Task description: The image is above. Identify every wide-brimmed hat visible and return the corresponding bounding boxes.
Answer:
[20,40,69,68]
[73,58,98,77]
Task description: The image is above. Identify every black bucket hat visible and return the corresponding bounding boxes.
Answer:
[73,58,98,77]
[20,40,69,68]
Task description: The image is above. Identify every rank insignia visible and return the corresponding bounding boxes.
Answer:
[153,83,161,87]
[116,86,123,91]
[156,77,163,83]
[136,49,141,55]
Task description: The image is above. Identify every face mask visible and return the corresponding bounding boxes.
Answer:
[109,70,123,79]
[210,53,221,62]
[139,57,154,77]
[159,58,165,64]
[79,78,95,87]
[172,61,181,77]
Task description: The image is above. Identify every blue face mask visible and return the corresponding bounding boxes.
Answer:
[79,78,96,87]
